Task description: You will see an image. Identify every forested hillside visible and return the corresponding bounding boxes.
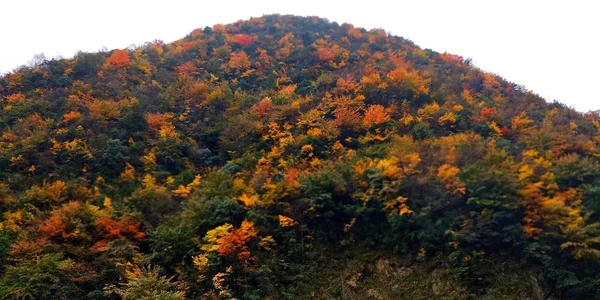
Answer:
[1,15,599,299]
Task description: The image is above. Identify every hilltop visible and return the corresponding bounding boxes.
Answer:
[0,15,599,299]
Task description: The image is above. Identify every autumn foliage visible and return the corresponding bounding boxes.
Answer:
[231,34,253,46]
[362,104,390,128]
[0,14,599,299]
[105,49,131,67]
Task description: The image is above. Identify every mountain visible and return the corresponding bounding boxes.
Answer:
[1,14,599,299]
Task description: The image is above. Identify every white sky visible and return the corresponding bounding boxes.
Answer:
[1,0,598,111]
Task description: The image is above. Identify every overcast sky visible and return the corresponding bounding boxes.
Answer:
[1,0,598,111]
